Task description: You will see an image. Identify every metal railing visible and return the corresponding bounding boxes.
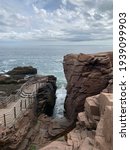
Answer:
[0,80,36,127]
[0,78,43,127]
[0,95,34,127]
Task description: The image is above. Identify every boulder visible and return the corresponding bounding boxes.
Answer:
[83,95,100,129]
[85,95,100,119]
[48,118,73,137]
[98,92,113,115]
[94,106,113,150]
[63,51,113,120]
[77,112,90,128]
[7,66,37,77]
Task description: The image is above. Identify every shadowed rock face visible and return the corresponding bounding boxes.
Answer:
[63,52,113,120]
[35,75,57,116]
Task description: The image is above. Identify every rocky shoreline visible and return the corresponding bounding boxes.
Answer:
[0,66,37,98]
[0,51,113,150]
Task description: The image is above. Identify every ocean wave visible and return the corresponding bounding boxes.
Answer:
[54,59,63,64]
[2,60,9,65]
[9,59,16,62]
[56,80,66,89]
[0,69,9,74]
[53,83,67,118]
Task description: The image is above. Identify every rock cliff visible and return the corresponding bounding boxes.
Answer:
[63,52,113,120]
[35,75,57,116]
[0,51,113,150]
[40,92,113,150]
[0,72,57,149]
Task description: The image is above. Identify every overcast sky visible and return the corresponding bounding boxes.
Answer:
[0,0,113,45]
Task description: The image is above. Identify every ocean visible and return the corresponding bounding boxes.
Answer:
[0,44,112,118]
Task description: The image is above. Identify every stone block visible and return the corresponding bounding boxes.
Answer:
[103,106,113,143]
[98,93,113,115]
[77,112,90,128]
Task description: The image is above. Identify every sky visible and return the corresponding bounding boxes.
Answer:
[0,0,113,45]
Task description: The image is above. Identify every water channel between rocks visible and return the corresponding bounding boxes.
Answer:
[53,83,67,118]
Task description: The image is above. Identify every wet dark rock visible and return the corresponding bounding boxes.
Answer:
[7,66,37,76]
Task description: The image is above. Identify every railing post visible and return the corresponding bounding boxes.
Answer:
[3,114,6,127]
[36,83,37,92]
[14,95,15,102]
[14,107,16,118]
[20,100,22,111]
[25,99,27,109]
[30,96,32,103]
[29,96,30,105]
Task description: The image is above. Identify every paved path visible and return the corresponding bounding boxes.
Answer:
[0,80,43,127]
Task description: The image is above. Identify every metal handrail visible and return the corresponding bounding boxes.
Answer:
[0,81,36,127]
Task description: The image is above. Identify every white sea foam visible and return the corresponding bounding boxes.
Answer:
[9,59,16,62]
[53,84,66,118]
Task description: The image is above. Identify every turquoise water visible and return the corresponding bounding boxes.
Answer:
[0,44,112,117]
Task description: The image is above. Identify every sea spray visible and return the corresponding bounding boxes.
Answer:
[53,81,67,118]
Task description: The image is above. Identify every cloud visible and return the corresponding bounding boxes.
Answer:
[0,0,113,44]
[0,7,30,32]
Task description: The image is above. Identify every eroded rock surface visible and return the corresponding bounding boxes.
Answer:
[26,115,74,150]
[63,52,113,120]
[35,75,57,116]
[40,92,113,150]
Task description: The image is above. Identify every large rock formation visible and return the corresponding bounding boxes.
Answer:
[0,75,57,149]
[7,66,37,76]
[35,75,57,116]
[63,52,113,120]
[66,92,113,150]
[40,92,113,150]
